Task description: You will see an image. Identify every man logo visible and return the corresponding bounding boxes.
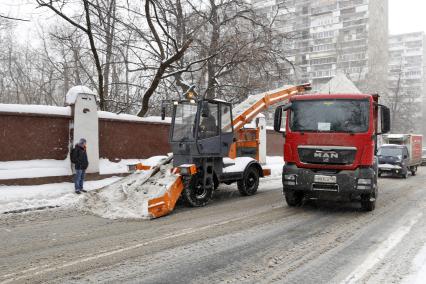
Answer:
[314,151,338,162]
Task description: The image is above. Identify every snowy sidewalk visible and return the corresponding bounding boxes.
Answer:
[0,177,122,214]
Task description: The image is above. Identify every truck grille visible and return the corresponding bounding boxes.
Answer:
[298,146,357,165]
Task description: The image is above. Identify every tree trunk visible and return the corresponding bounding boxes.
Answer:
[206,1,219,99]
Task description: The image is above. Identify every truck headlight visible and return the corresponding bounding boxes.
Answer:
[283,174,297,185]
[284,174,297,181]
[357,178,372,190]
[358,178,371,185]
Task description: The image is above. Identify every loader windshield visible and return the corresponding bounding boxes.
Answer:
[172,102,197,141]
[290,99,369,133]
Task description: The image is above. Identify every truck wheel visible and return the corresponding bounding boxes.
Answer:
[182,175,213,207]
[237,166,259,196]
[285,191,303,207]
[361,193,376,211]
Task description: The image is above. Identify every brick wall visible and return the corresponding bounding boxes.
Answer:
[0,111,283,162]
[99,119,171,159]
[0,112,70,161]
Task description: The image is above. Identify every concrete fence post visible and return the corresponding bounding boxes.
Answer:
[256,115,267,164]
[66,86,100,173]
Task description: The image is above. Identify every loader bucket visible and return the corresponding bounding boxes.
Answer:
[148,175,184,218]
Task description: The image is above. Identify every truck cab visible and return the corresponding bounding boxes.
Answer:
[274,93,390,211]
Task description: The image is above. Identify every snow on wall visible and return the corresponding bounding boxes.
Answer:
[98,111,171,123]
[0,104,71,116]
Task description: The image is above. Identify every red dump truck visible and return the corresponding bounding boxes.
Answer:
[274,93,391,211]
[378,134,423,178]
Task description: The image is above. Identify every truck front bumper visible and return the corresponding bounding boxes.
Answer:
[282,164,376,201]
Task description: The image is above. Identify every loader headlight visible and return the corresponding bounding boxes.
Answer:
[178,164,197,175]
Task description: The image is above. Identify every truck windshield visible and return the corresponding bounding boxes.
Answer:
[290,99,369,133]
[172,103,197,141]
[378,147,403,157]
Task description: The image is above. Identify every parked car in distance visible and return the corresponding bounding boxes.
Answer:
[422,147,426,166]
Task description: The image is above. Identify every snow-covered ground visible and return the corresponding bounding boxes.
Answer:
[0,159,72,180]
[0,177,121,214]
[0,156,283,215]
[403,242,426,284]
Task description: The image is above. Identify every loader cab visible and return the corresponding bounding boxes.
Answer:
[170,99,234,166]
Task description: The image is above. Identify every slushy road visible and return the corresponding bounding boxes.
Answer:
[1,169,426,283]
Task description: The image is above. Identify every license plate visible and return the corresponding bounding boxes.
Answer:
[314,175,336,183]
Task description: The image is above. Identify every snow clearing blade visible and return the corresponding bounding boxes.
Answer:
[81,154,185,219]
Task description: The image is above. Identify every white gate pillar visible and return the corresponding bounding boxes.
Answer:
[256,114,267,164]
[66,86,100,173]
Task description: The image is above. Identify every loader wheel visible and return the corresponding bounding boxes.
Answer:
[182,175,213,207]
[285,190,303,207]
[237,166,259,196]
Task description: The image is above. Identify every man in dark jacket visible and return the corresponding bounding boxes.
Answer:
[72,138,89,194]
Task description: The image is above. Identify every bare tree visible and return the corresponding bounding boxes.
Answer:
[36,0,106,109]
[384,60,420,133]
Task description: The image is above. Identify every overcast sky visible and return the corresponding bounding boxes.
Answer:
[0,0,425,38]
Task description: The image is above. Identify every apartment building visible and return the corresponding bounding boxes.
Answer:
[251,0,388,93]
[388,32,426,134]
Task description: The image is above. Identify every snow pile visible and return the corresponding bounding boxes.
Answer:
[65,85,96,105]
[318,72,362,94]
[233,85,293,122]
[265,156,284,177]
[0,177,121,214]
[0,103,71,116]
[80,162,178,219]
[0,159,72,180]
[99,156,168,175]
[100,159,143,175]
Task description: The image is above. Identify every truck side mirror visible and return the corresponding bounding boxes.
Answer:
[274,103,291,133]
[380,105,391,134]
